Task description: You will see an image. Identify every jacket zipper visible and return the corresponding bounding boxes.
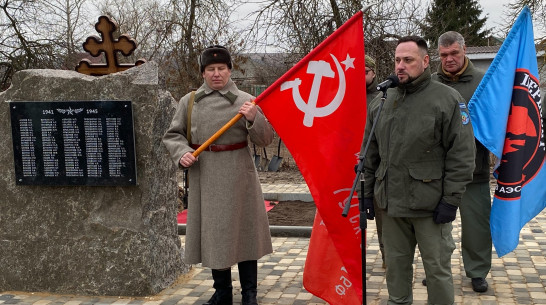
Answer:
[384,89,406,209]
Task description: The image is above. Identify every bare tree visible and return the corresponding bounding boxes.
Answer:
[243,0,426,80]
[0,0,59,89]
[90,0,168,63]
[0,0,430,93]
[362,0,427,79]
[244,0,345,54]
[502,1,545,39]
[38,0,91,69]
[497,2,546,74]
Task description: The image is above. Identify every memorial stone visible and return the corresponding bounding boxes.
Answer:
[0,62,189,296]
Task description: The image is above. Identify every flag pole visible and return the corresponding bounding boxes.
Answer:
[192,101,256,157]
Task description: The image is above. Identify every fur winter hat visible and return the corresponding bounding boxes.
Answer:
[199,45,232,72]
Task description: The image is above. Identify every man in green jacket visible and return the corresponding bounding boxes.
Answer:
[361,36,475,305]
[432,31,492,293]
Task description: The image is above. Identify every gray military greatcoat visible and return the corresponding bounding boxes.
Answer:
[163,79,274,269]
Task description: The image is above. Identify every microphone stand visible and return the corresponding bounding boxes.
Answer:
[342,88,388,305]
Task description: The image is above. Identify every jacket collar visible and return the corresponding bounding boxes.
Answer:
[366,77,379,94]
[195,79,239,104]
[397,67,431,94]
[437,57,475,82]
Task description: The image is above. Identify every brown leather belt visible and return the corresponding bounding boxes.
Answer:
[190,141,248,152]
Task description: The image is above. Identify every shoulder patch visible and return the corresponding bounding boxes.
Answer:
[459,102,470,125]
[461,111,470,125]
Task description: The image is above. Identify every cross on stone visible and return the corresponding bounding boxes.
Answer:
[75,16,146,76]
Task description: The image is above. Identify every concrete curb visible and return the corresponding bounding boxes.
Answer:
[263,192,314,202]
[269,225,312,237]
[177,224,312,238]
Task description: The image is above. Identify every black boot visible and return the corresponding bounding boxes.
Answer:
[203,268,233,305]
[238,260,258,305]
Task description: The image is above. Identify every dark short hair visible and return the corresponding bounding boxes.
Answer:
[199,45,232,72]
[397,36,428,55]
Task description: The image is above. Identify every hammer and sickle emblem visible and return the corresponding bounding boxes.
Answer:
[281,54,346,127]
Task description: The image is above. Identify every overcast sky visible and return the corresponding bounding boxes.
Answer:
[467,0,543,37]
[235,0,541,51]
[236,0,514,31]
[478,0,512,32]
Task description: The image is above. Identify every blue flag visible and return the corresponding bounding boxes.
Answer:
[468,6,546,257]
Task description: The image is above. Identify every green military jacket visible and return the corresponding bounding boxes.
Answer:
[433,58,490,183]
[362,68,475,217]
[366,78,380,105]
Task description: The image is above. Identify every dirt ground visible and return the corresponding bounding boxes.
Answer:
[257,166,316,226]
[266,200,316,226]
[257,165,306,184]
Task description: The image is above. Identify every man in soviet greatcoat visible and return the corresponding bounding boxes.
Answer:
[163,45,274,305]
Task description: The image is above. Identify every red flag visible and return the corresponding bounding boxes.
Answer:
[304,212,362,304]
[256,11,366,303]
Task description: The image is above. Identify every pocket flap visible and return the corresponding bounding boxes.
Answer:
[375,165,387,181]
[409,166,442,182]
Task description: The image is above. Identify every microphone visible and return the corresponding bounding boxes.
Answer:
[376,75,399,91]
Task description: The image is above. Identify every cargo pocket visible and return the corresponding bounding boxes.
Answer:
[408,166,443,211]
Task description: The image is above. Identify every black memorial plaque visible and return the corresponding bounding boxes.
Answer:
[10,101,137,186]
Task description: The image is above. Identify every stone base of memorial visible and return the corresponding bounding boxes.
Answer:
[0,62,188,296]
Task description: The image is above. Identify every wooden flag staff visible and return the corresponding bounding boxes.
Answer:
[191,101,256,157]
